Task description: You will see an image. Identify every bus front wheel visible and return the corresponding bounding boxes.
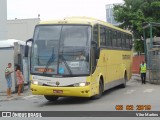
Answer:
[91,80,103,100]
[44,95,59,101]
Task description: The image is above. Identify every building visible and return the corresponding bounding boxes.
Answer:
[0,39,30,93]
[0,0,39,41]
[7,18,40,41]
[106,3,122,26]
[0,0,39,93]
[0,0,7,40]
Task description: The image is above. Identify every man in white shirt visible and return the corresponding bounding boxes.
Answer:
[5,63,14,98]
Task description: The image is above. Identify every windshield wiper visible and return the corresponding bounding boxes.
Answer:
[59,53,72,75]
[43,48,55,74]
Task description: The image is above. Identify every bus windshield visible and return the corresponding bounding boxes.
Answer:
[31,25,91,76]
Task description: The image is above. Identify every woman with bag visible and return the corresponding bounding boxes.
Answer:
[15,65,24,96]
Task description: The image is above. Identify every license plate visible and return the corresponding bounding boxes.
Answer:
[53,90,63,94]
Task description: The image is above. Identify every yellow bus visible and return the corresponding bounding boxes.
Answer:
[25,17,133,101]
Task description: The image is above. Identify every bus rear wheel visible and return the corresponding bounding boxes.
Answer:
[120,73,127,88]
[91,80,103,100]
[44,95,59,101]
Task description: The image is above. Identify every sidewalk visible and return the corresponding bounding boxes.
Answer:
[131,74,149,82]
[0,87,32,102]
[132,74,160,84]
[132,74,141,80]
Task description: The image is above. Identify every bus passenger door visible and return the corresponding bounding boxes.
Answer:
[90,41,100,95]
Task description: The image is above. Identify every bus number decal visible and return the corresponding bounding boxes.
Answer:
[69,62,80,67]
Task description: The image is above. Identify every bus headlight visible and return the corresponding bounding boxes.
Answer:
[32,80,38,85]
[32,80,43,85]
[79,83,86,87]
[73,82,90,87]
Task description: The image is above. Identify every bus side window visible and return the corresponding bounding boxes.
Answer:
[126,34,130,49]
[122,34,126,49]
[117,31,122,48]
[108,29,112,47]
[93,24,99,45]
[100,26,106,47]
[129,34,132,49]
[112,30,117,48]
[106,28,109,47]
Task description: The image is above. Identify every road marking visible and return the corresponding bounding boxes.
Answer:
[124,90,136,94]
[23,95,38,99]
[144,89,154,93]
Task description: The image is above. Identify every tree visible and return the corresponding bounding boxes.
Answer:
[134,39,144,55]
[113,0,160,39]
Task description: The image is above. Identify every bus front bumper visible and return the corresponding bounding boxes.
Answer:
[31,84,91,97]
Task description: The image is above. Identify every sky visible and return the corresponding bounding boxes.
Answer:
[7,0,123,21]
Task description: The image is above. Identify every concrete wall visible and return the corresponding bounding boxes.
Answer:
[0,0,7,40]
[7,18,40,41]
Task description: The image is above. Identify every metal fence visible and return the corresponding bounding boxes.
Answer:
[143,22,160,83]
[146,37,160,82]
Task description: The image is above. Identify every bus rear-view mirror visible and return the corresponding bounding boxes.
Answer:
[25,45,29,57]
[25,38,33,57]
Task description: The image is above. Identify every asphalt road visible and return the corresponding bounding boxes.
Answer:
[0,77,160,120]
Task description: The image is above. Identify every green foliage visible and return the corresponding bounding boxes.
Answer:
[134,39,144,53]
[113,0,160,39]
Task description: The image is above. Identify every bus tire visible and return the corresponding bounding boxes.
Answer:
[91,80,103,100]
[120,72,127,88]
[44,95,59,101]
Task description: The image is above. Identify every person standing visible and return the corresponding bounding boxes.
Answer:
[76,52,85,61]
[5,63,14,98]
[140,61,147,84]
[15,65,24,96]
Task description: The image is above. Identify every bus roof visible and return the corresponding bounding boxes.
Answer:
[0,39,25,48]
[39,16,132,34]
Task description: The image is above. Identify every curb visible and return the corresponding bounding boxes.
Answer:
[0,89,32,102]
[132,74,160,84]
[132,74,150,83]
